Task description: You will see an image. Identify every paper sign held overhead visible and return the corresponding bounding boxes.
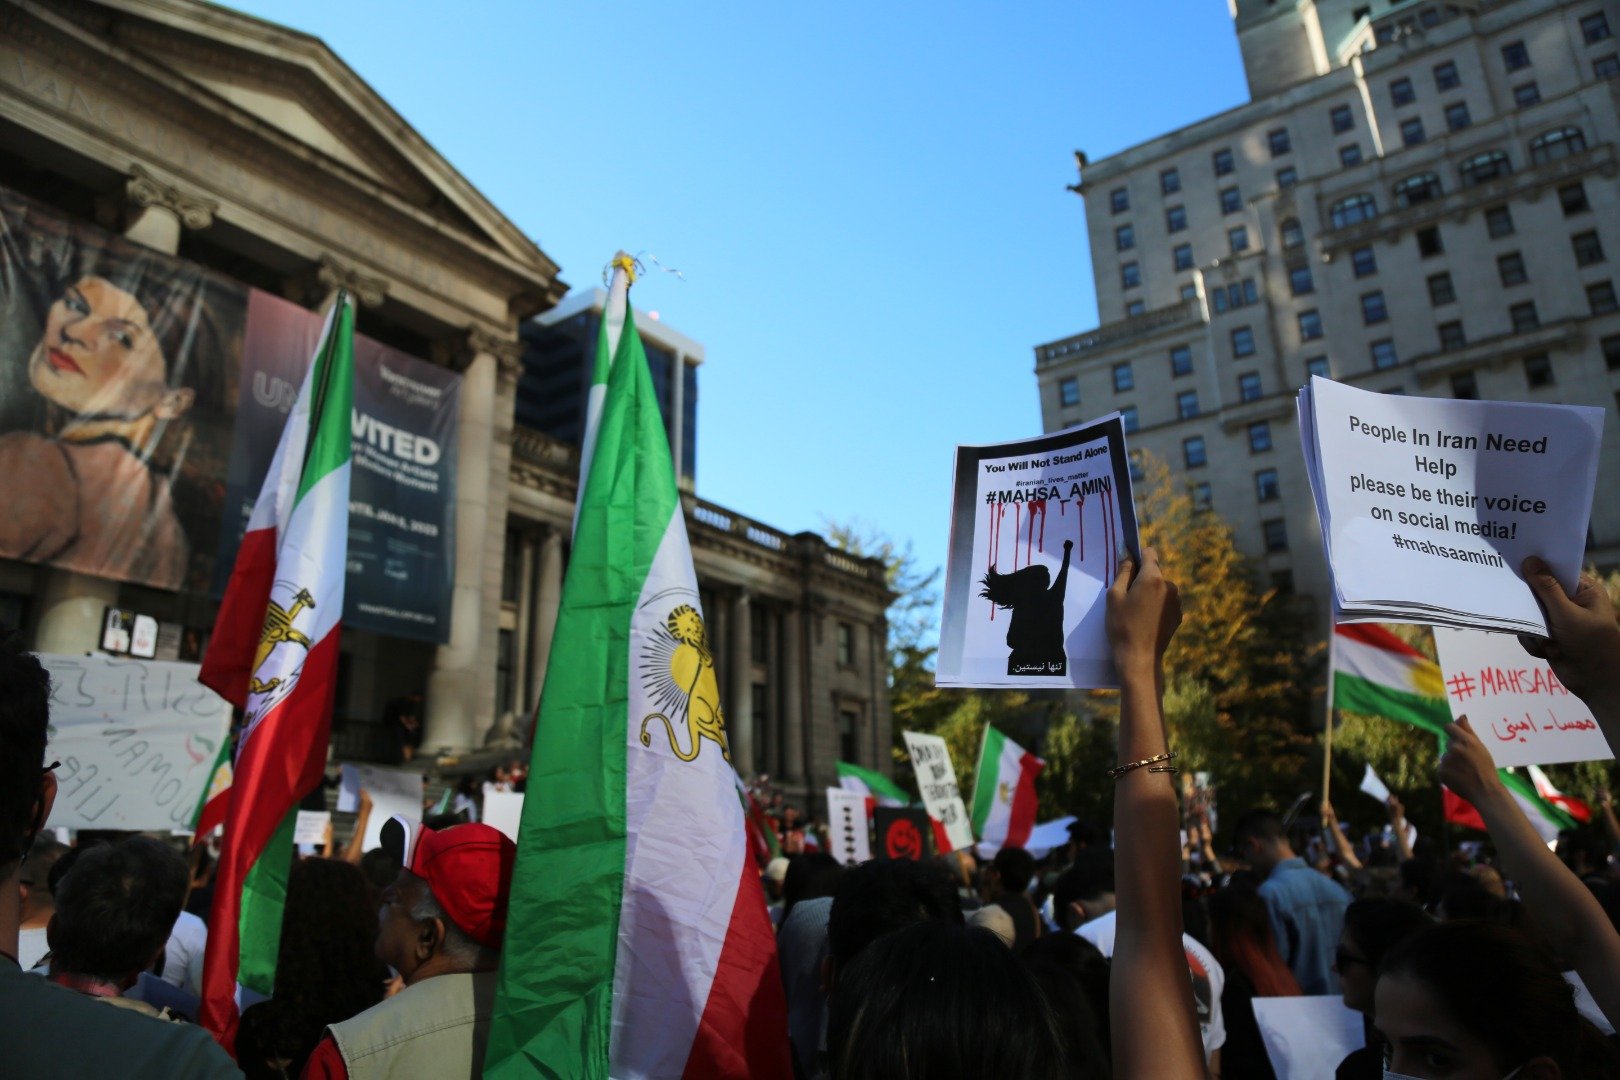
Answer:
[825,787,871,866]
[902,731,974,851]
[293,810,330,846]
[1359,763,1391,804]
[338,764,424,852]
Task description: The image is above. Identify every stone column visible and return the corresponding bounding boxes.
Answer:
[121,164,216,255]
[729,589,754,776]
[762,606,780,777]
[512,531,535,713]
[781,604,805,784]
[527,527,563,714]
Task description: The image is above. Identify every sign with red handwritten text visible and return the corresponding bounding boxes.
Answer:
[1433,627,1613,767]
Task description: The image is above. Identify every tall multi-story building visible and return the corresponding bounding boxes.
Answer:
[1036,0,1620,612]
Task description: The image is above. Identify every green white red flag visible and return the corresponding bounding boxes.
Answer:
[188,735,233,843]
[836,759,908,807]
[970,726,1043,852]
[485,287,789,1077]
[197,294,355,1049]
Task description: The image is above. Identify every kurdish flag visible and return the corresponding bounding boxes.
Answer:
[836,760,908,807]
[197,295,354,1048]
[970,726,1044,851]
[486,290,789,1077]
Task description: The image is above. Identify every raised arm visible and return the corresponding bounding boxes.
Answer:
[341,789,373,865]
[1518,557,1620,756]
[1319,799,1363,871]
[1385,795,1414,863]
[1439,716,1620,1030]
[1052,539,1075,605]
[1107,547,1206,1080]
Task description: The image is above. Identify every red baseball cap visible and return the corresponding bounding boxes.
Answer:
[383,818,516,950]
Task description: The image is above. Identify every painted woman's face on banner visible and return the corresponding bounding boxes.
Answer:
[26,275,192,420]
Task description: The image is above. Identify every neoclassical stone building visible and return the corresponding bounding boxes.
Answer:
[0,0,893,804]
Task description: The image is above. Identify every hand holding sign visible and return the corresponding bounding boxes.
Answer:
[1518,559,1620,743]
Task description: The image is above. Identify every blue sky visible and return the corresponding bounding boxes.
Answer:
[233,1,1250,607]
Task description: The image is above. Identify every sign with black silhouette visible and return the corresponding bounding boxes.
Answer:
[825,786,871,866]
[937,413,1140,689]
[874,807,932,861]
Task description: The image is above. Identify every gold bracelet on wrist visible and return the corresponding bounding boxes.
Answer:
[1107,751,1176,780]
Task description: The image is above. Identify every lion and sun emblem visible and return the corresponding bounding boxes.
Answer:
[638,601,730,764]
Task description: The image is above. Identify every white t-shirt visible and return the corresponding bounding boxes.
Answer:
[1076,910,1227,1059]
[162,911,207,996]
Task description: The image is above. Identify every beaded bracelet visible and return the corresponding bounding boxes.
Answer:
[1107,751,1176,780]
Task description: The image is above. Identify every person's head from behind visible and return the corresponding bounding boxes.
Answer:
[781,851,843,919]
[1336,897,1433,1015]
[1207,870,1299,996]
[358,846,403,910]
[0,633,53,886]
[982,845,1035,903]
[18,837,68,921]
[1436,871,1512,924]
[1020,931,1112,1061]
[275,858,384,1011]
[1232,808,1293,874]
[1051,848,1116,931]
[1376,920,1615,1079]
[826,858,961,983]
[374,821,515,986]
[827,921,1064,1080]
[48,837,188,990]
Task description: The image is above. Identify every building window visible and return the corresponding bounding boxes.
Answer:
[1280,218,1304,248]
[1232,326,1256,357]
[1513,82,1541,107]
[1485,204,1514,238]
[1268,128,1291,156]
[1530,126,1586,164]
[1113,362,1134,392]
[1173,243,1194,271]
[1451,372,1479,399]
[1444,102,1472,132]
[1121,262,1141,289]
[1255,468,1281,502]
[1121,405,1139,433]
[837,622,855,667]
[1573,230,1606,266]
[1228,225,1249,253]
[1116,224,1135,251]
[1306,356,1330,379]
[1298,309,1324,341]
[838,709,858,761]
[1501,40,1531,72]
[1434,60,1461,90]
[1597,54,1620,78]
[1361,291,1389,324]
[1330,193,1377,229]
[1277,166,1298,188]
[1271,569,1295,594]
[1160,167,1182,195]
[1400,117,1427,146]
[1126,300,1147,316]
[1523,353,1554,387]
[1604,334,1620,370]
[1417,226,1443,258]
[1559,182,1590,215]
[1180,283,1198,301]
[1459,150,1511,187]
[1190,481,1212,510]
[496,628,515,715]
[1212,279,1260,314]
[1289,266,1315,295]
[1249,421,1273,453]
[1177,390,1199,420]
[1166,205,1187,232]
[1510,301,1539,332]
[1220,186,1243,214]
[1581,12,1611,44]
[1371,337,1399,369]
[1213,147,1235,175]
[1350,246,1377,277]
[1239,371,1263,402]
[1183,436,1207,469]
[1428,272,1456,305]
[1588,281,1619,315]
[1170,345,1194,377]
[1394,172,1443,207]
[1110,187,1130,213]
[1438,321,1467,351]
[1330,104,1354,133]
[1390,77,1416,106]
[1058,377,1080,407]
[1340,144,1364,167]
[1497,251,1528,286]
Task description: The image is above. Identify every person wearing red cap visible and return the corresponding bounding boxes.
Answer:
[302,820,516,1080]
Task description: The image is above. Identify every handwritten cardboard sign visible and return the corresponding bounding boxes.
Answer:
[902,731,974,851]
[1433,627,1613,767]
[40,655,231,832]
[293,810,331,846]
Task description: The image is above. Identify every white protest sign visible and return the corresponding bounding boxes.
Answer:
[938,414,1140,689]
[40,655,231,832]
[482,788,524,842]
[338,764,424,852]
[1433,626,1613,767]
[1359,763,1391,804]
[903,731,974,851]
[826,787,871,866]
[1253,995,1366,1080]
[1299,376,1602,633]
[293,810,330,846]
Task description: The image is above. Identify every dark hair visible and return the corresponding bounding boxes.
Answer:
[93,261,227,412]
[1052,849,1116,929]
[1207,871,1301,997]
[980,564,1052,608]
[782,852,844,922]
[1435,871,1511,923]
[359,847,403,908]
[1379,920,1620,1077]
[1342,898,1433,969]
[1231,808,1285,848]
[50,837,188,982]
[1398,856,1442,908]
[827,858,962,973]
[991,846,1036,895]
[1020,931,1112,1062]
[237,998,326,1080]
[0,632,51,871]
[18,837,68,896]
[827,922,1065,1080]
[1066,820,1108,850]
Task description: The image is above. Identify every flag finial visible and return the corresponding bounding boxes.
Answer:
[609,251,639,286]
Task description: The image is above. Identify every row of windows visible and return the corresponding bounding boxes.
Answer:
[1107,143,1262,219]
[1183,421,1274,470]
[1451,350,1570,399]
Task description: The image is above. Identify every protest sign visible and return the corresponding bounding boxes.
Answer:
[1297,376,1603,634]
[482,788,524,842]
[826,787,872,866]
[902,731,975,851]
[40,655,231,832]
[1253,995,1365,1080]
[938,413,1140,689]
[294,810,330,846]
[1433,626,1613,767]
[873,808,932,860]
[1359,763,1391,804]
[338,764,424,851]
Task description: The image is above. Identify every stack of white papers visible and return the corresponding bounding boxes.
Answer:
[1297,376,1602,634]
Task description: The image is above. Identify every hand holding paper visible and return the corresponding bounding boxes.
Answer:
[1518,558,1620,747]
[1436,716,1503,810]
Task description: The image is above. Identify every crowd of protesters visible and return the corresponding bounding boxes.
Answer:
[3,551,1620,1078]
